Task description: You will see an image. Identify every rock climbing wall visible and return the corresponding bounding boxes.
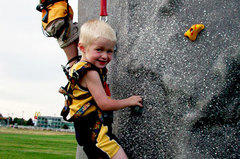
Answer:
[78,0,239,158]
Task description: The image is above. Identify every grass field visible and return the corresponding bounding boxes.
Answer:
[0,127,77,159]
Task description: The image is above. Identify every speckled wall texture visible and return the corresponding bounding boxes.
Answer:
[78,0,239,158]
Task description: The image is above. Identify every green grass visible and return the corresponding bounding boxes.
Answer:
[0,127,77,159]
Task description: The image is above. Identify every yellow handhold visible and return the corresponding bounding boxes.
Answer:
[184,24,205,41]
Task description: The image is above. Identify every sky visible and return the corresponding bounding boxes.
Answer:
[0,0,78,120]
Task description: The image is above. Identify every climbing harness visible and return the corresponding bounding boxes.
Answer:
[100,0,108,22]
[36,0,73,41]
[59,60,112,141]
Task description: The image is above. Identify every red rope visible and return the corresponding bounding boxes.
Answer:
[100,0,108,16]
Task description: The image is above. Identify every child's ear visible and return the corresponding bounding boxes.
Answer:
[78,43,86,53]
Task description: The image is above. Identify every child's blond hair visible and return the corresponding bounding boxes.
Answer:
[79,19,117,47]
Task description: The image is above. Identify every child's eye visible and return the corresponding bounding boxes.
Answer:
[96,49,102,52]
[107,50,113,54]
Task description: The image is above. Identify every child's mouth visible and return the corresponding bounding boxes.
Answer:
[98,60,107,65]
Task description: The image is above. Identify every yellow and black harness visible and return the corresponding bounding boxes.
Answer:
[59,56,113,141]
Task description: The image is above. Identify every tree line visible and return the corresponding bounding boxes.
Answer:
[12,117,34,126]
[0,113,34,126]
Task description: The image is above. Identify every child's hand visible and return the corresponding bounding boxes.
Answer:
[128,96,143,107]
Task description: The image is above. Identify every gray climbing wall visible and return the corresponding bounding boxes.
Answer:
[78,0,239,158]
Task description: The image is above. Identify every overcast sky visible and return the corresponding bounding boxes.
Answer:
[0,0,78,119]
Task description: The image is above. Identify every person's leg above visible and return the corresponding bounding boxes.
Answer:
[63,39,78,66]
[112,146,128,159]
[58,21,79,66]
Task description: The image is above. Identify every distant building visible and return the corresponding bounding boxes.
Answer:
[36,116,74,130]
[0,117,7,126]
[0,117,9,126]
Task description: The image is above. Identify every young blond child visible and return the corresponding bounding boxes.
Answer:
[68,19,143,159]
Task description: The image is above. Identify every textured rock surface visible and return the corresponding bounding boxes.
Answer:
[78,0,239,158]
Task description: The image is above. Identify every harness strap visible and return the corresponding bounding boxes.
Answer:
[61,100,97,122]
[59,86,92,100]
[36,0,65,12]
[91,112,103,141]
[62,0,70,41]
[67,55,82,66]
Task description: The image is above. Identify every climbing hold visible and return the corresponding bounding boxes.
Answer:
[184,24,205,41]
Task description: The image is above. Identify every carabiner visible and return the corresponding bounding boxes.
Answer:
[99,16,108,22]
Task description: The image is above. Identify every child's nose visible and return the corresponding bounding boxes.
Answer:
[101,52,108,59]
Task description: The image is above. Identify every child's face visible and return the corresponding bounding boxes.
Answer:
[83,37,115,69]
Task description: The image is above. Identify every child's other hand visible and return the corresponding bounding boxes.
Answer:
[128,96,143,107]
